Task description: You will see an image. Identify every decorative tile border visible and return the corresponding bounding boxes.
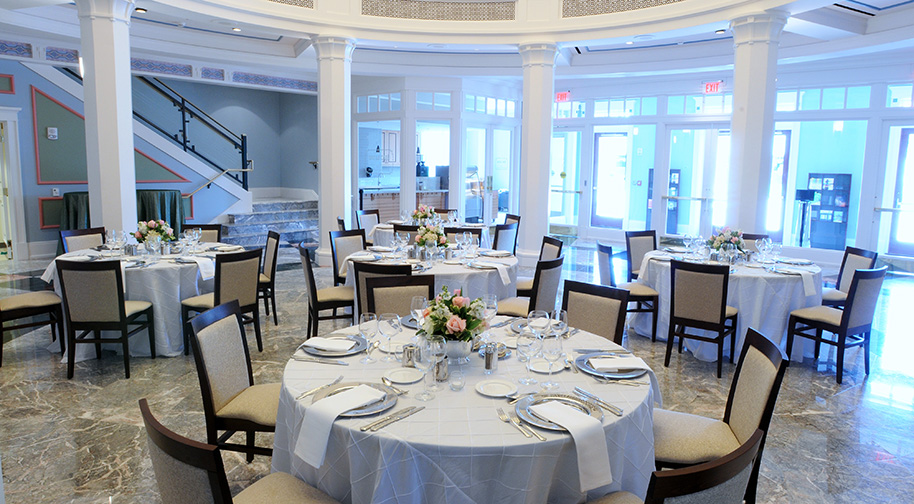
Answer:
[0,74,13,95]
[131,58,193,77]
[46,47,79,64]
[562,0,684,17]
[201,67,225,81]
[361,0,515,20]
[232,71,317,92]
[0,40,32,58]
[38,197,64,229]
[269,0,315,7]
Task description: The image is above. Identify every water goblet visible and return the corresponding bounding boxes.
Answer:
[410,295,428,327]
[482,294,498,326]
[413,336,438,401]
[427,337,447,392]
[526,310,550,338]
[359,313,378,364]
[515,330,540,385]
[448,210,458,224]
[105,229,117,248]
[540,330,563,390]
[425,241,438,265]
[378,313,402,362]
[771,242,782,262]
[551,309,568,337]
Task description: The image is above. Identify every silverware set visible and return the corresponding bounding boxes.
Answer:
[360,406,425,432]
[496,407,546,441]
[291,355,349,366]
[490,317,518,329]
[296,375,344,400]
[573,387,623,416]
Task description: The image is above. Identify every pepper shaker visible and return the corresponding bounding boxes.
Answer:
[483,343,498,375]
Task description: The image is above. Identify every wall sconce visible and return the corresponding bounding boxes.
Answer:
[376,145,380,153]
[309,161,318,169]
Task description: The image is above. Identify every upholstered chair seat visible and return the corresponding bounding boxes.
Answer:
[789,305,842,326]
[615,281,659,298]
[653,409,741,464]
[1,290,65,367]
[181,293,215,310]
[600,242,660,342]
[317,286,356,303]
[496,297,531,317]
[821,287,847,303]
[1,291,61,311]
[233,472,341,504]
[215,382,281,425]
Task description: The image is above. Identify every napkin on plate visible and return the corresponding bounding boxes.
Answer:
[300,337,356,352]
[778,268,817,297]
[295,385,386,467]
[529,401,612,491]
[338,252,377,276]
[472,261,510,285]
[185,256,216,281]
[588,356,662,406]
[368,246,395,253]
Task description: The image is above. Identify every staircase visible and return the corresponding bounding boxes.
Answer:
[221,200,319,250]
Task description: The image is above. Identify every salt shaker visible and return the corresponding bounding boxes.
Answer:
[401,343,418,367]
[435,356,450,382]
[483,343,498,375]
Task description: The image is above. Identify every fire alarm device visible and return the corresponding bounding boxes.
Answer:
[46,127,58,140]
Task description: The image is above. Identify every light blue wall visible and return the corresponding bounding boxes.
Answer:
[279,93,319,191]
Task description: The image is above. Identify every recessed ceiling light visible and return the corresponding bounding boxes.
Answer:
[134,7,147,13]
[626,41,634,45]
[715,29,726,35]
[232,27,241,32]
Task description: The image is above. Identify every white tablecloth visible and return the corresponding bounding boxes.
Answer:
[272,320,657,504]
[630,251,823,362]
[40,247,218,360]
[371,224,492,249]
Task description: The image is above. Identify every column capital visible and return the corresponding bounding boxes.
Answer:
[518,42,557,68]
[312,36,356,61]
[74,0,136,25]
[729,11,788,47]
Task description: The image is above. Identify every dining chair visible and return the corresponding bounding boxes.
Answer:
[434,208,458,217]
[139,397,341,504]
[187,300,279,463]
[666,260,738,378]
[561,280,629,345]
[60,227,106,253]
[188,224,223,243]
[589,429,764,504]
[182,249,262,355]
[356,210,381,246]
[443,226,483,245]
[596,243,660,342]
[822,246,878,308]
[56,258,155,379]
[517,235,564,297]
[258,230,281,326]
[352,261,412,319]
[366,275,436,317]
[1,289,65,367]
[493,222,518,254]
[497,256,564,317]
[391,224,420,245]
[337,216,347,231]
[740,233,768,254]
[299,245,354,339]
[787,266,887,384]
[504,214,521,228]
[625,230,657,281]
[330,229,367,286]
[653,329,786,504]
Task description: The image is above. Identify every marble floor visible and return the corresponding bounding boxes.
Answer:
[0,245,912,503]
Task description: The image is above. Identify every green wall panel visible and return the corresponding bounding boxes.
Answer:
[0,75,12,93]
[34,87,88,183]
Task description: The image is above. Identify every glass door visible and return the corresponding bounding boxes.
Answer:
[591,132,630,229]
[549,130,582,230]
[664,127,730,238]
[765,130,791,243]
[464,126,487,223]
[492,128,513,223]
[888,127,914,256]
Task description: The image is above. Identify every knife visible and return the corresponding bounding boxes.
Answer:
[573,349,632,355]
[574,387,623,416]
[291,355,349,366]
[295,375,344,400]
[360,406,416,432]
[370,406,425,431]
[491,317,518,328]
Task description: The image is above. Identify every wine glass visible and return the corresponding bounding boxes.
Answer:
[425,241,438,265]
[540,329,563,390]
[378,313,401,362]
[105,229,116,248]
[551,309,568,337]
[359,313,378,364]
[482,294,498,326]
[771,242,782,262]
[410,295,428,327]
[116,231,127,251]
[448,210,458,224]
[515,330,540,385]
[414,336,440,401]
[526,310,550,338]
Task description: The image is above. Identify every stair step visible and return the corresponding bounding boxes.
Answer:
[250,200,317,213]
[222,220,317,237]
[221,230,316,248]
[229,209,318,224]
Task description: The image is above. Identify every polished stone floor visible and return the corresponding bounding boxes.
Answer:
[0,245,912,503]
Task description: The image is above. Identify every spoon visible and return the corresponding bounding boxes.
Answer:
[564,358,579,373]
[381,376,408,395]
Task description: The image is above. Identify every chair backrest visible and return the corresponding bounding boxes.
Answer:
[214,249,261,310]
[391,224,420,245]
[330,230,367,285]
[298,244,320,309]
[189,301,255,432]
[336,216,347,231]
[645,429,764,504]
[443,226,483,244]
[434,208,457,216]
[723,328,787,446]
[261,231,280,282]
[740,233,768,254]
[493,223,518,254]
[539,235,563,261]
[189,224,222,243]
[505,214,521,228]
[357,210,381,231]
[841,266,888,333]
[596,242,615,287]
[60,227,106,253]
[529,256,565,313]
[56,259,126,324]
[352,261,412,318]
[366,275,436,316]
[139,398,232,504]
[561,280,629,344]
[670,260,730,328]
[625,230,657,281]
[836,246,878,294]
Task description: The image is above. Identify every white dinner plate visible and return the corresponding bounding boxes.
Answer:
[475,379,518,398]
[368,246,394,253]
[215,245,244,252]
[443,259,462,265]
[502,337,517,349]
[383,367,425,384]
[778,257,814,266]
[479,250,512,258]
[528,358,561,374]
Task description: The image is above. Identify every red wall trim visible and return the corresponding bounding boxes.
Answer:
[0,74,14,95]
[38,196,63,229]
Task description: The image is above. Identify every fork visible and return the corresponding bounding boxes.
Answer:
[510,411,546,441]
[496,407,531,438]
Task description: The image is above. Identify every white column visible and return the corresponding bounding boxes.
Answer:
[313,36,355,266]
[727,11,788,233]
[517,42,557,267]
[75,0,137,231]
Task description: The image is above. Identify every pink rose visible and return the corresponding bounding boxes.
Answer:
[446,315,466,334]
[166,228,174,236]
[452,296,470,308]
[730,237,738,243]
[454,289,461,296]
[147,220,157,228]
[422,307,431,318]
[134,231,142,239]
[439,236,447,244]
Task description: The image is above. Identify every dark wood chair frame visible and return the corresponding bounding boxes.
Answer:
[539,235,564,260]
[599,242,659,343]
[391,223,420,242]
[300,245,353,339]
[824,246,878,308]
[60,226,106,253]
[624,229,657,282]
[741,233,769,242]
[188,300,272,463]
[257,230,281,326]
[561,280,629,345]
[365,275,436,314]
[443,226,483,243]
[352,261,413,317]
[329,229,367,287]
[525,256,565,312]
[665,260,738,378]
[182,249,263,355]
[187,224,223,242]
[0,292,64,367]
[493,223,519,255]
[336,216,347,231]
[504,214,521,227]
[787,266,887,384]
[56,258,155,379]
[356,209,381,245]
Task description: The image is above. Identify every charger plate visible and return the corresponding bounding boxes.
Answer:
[311,382,397,417]
[514,393,602,431]
[298,334,367,357]
[574,353,649,380]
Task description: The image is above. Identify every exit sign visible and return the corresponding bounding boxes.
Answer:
[704,81,723,94]
[555,91,571,102]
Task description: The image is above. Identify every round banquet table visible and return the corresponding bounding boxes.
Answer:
[38,243,240,360]
[369,223,492,249]
[272,319,659,504]
[630,251,823,362]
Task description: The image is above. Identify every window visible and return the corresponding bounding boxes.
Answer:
[666,94,732,115]
[887,84,913,108]
[356,93,401,114]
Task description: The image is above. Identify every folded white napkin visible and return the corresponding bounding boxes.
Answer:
[780,268,817,297]
[301,337,356,352]
[188,256,216,281]
[481,250,512,258]
[473,261,510,285]
[338,252,376,276]
[588,356,663,406]
[529,401,612,491]
[295,385,386,468]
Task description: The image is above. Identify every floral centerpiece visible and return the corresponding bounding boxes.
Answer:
[134,219,176,243]
[415,223,447,247]
[707,227,744,251]
[411,204,435,223]
[417,287,486,343]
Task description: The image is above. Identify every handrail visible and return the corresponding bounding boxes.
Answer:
[183,164,254,198]
[148,77,242,144]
